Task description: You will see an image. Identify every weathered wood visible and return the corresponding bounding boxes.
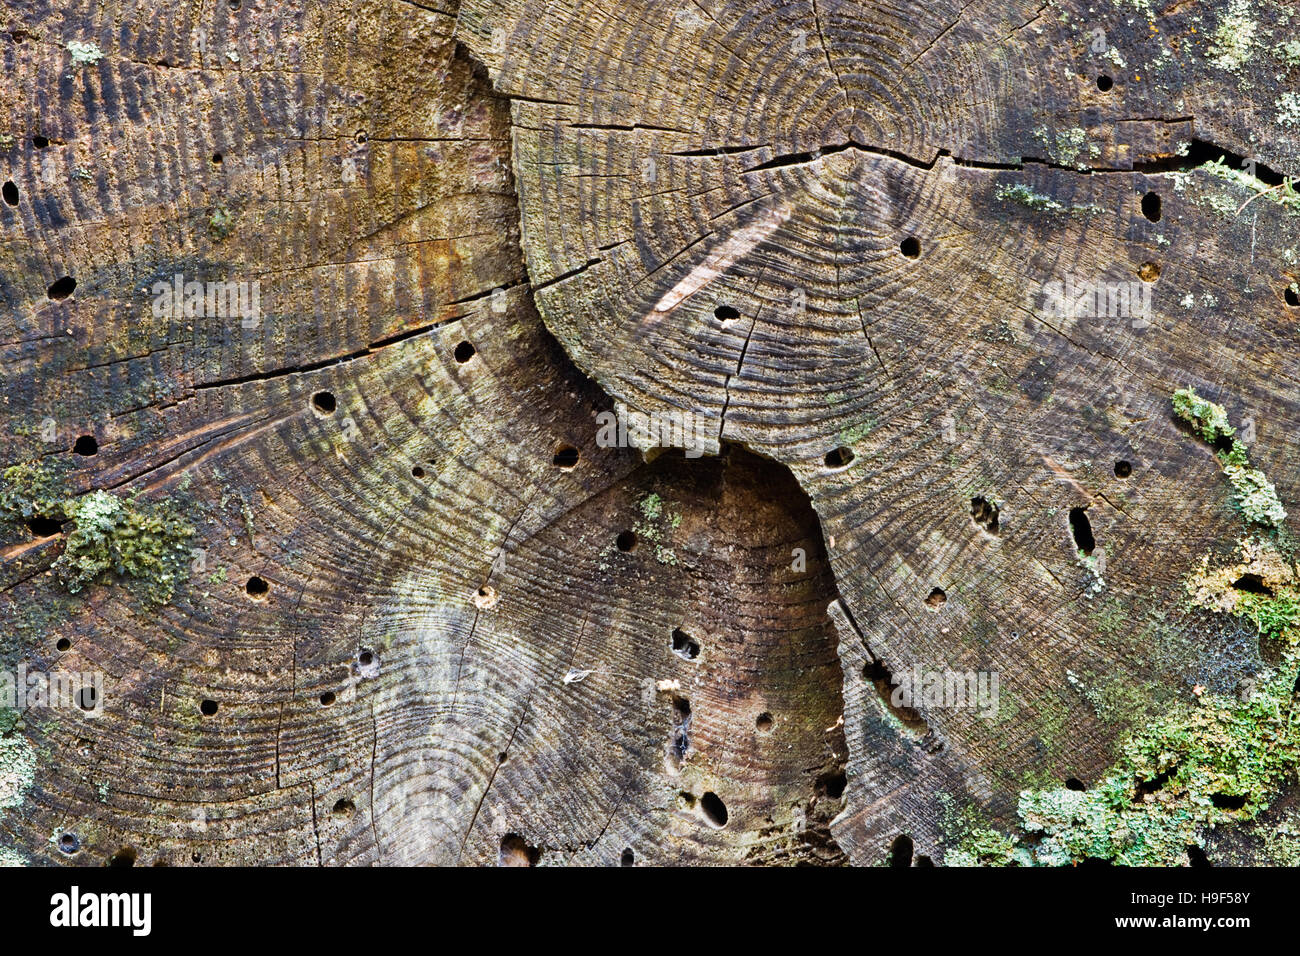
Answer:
[0,0,854,866]
[456,0,1300,864]
[4,0,1300,867]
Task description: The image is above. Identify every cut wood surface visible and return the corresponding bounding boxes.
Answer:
[2,0,1300,866]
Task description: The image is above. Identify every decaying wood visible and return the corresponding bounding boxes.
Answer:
[2,0,1300,866]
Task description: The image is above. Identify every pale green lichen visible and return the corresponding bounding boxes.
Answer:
[0,846,26,866]
[1209,0,1258,73]
[1,461,195,605]
[1173,388,1286,527]
[55,490,195,602]
[634,492,682,565]
[1198,156,1300,216]
[1172,387,1234,444]
[995,183,1102,216]
[945,828,1032,867]
[208,205,235,240]
[66,40,104,65]
[0,735,36,810]
[1218,444,1288,527]
[1034,125,1089,170]
[1278,92,1300,128]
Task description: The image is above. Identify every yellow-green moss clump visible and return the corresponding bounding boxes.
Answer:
[953,391,1300,865]
[1,461,195,605]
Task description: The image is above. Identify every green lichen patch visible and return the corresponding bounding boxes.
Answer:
[994,183,1102,216]
[0,846,26,866]
[1209,0,1258,73]
[1172,387,1234,444]
[1217,445,1288,527]
[54,490,195,604]
[1173,388,1285,526]
[0,734,36,810]
[1198,156,1300,215]
[1,461,196,605]
[1017,658,1300,866]
[634,492,682,566]
[66,40,104,65]
[0,460,71,524]
[208,205,235,240]
[945,827,1033,867]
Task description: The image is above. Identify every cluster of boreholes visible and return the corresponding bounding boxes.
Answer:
[901,465,1130,612]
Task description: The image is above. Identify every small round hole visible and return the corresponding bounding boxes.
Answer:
[824,446,854,469]
[211,152,223,164]
[1066,776,1086,791]
[411,465,426,479]
[108,846,137,867]
[32,135,48,149]
[700,791,728,828]
[714,304,740,322]
[616,530,637,552]
[245,575,269,598]
[332,798,355,817]
[25,515,63,537]
[925,587,947,607]
[72,434,98,456]
[755,712,773,732]
[200,699,219,717]
[47,276,76,300]
[311,390,336,415]
[1140,191,1161,223]
[355,130,368,145]
[1096,74,1113,91]
[1138,261,1161,282]
[1,180,17,206]
[58,833,80,854]
[358,650,374,667]
[319,691,336,706]
[1286,286,1299,308]
[621,847,635,866]
[56,638,71,652]
[229,0,241,9]
[553,445,579,469]
[900,236,921,259]
[1114,459,1132,478]
[454,341,476,363]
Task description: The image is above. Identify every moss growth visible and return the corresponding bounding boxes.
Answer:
[54,491,195,603]
[953,392,1300,865]
[0,460,71,523]
[1,460,195,605]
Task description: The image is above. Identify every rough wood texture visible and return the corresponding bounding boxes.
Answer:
[3,0,1300,866]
